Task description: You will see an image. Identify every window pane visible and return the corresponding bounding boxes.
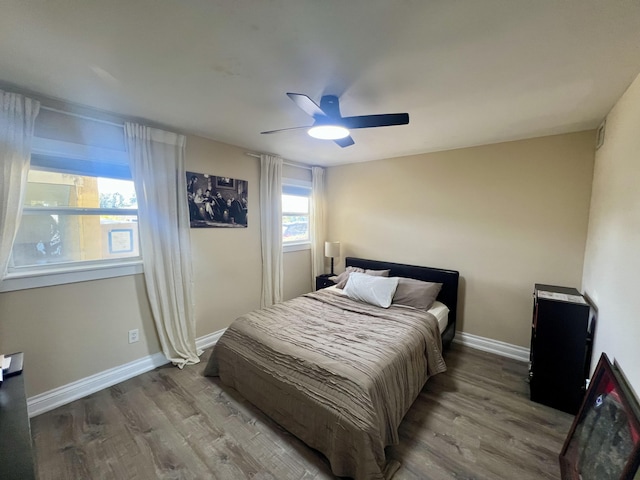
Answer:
[98,178,138,208]
[282,215,309,243]
[282,194,309,214]
[12,214,139,267]
[24,170,137,209]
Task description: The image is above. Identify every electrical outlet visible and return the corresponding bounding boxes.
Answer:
[128,329,139,344]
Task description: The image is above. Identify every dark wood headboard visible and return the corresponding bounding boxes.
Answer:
[345,257,460,348]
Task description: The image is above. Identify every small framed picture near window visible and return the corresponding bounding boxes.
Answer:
[560,353,640,480]
[109,229,134,254]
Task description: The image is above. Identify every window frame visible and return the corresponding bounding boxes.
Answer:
[0,138,143,293]
[282,178,312,253]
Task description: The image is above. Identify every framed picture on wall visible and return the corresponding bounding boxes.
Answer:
[560,353,640,480]
[186,171,248,228]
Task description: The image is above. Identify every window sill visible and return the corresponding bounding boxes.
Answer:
[0,261,144,293]
[283,243,311,253]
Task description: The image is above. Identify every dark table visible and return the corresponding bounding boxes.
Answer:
[0,353,36,480]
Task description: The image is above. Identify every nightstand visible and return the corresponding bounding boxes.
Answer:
[315,274,336,291]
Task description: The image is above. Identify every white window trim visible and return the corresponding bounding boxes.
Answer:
[0,260,144,293]
[282,178,312,252]
[1,136,143,292]
[283,242,311,253]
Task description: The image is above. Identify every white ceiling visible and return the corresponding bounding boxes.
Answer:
[1,1,639,166]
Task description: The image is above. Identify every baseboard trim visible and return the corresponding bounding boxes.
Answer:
[27,328,227,417]
[28,329,527,417]
[196,328,226,351]
[453,331,530,363]
[27,352,169,417]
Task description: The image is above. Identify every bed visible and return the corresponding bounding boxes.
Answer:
[204,257,460,479]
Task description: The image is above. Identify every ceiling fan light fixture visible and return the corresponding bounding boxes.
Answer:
[308,124,350,140]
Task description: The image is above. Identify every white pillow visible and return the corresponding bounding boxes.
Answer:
[343,272,399,308]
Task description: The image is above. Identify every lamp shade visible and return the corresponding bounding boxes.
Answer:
[324,241,341,258]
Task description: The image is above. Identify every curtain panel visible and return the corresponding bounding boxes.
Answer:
[310,166,327,281]
[259,154,283,307]
[125,123,200,367]
[0,90,40,280]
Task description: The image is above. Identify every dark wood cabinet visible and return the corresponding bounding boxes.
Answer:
[0,354,36,480]
[315,274,336,291]
[529,284,594,415]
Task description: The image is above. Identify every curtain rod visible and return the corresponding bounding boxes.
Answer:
[245,152,313,171]
[40,105,125,129]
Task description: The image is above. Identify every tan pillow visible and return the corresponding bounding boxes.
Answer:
[335,267,391,289]
[392,278,442,310]
[365,269,390,277]
[334,266,365,289]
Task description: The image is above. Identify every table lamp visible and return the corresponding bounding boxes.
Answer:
[324,241,341,276]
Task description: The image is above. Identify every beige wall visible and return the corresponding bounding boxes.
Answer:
[0,275,158,395]
[326,131,595,347]
[582,73,640,396]
[0,110,311,396]
[283,249,312,300]
[189,141,313,331]
[0,89,608,401]
[186,135,262,337]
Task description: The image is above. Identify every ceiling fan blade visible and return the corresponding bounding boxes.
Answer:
[287,93,325,118]
[334,135,355,148]
[260,125,311,134]
[319,95,341,118]
[342,113,409,129]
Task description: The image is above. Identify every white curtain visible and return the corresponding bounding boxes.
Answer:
[310,166,327,281]
[260,154,283,307]
[125,123,200,368]
[0,90,40,280]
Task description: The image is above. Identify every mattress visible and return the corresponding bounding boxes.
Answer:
[429,300,450,333]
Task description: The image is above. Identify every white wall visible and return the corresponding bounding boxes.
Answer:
[582,72,640,396]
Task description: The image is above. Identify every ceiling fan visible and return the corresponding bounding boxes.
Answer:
[260,93,410,148]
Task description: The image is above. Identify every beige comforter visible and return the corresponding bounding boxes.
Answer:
[204,289,446,479]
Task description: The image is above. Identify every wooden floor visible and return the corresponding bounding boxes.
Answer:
[31,344,573,479]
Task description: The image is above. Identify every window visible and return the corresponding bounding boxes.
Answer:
[282,183,311,251]
[1,140,143,292]
[13,169,139,268]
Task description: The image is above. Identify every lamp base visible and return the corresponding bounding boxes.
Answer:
[330,257,335,276]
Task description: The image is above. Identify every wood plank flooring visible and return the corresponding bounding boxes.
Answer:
[31,344,573,479]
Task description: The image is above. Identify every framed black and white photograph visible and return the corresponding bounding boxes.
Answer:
[186,171,248,228]
[560,353,640,480]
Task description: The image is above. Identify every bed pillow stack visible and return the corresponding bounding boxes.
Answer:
[333,266,390,289]
[343,272,399,308]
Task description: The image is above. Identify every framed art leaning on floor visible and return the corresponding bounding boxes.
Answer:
[560,353,640,480]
